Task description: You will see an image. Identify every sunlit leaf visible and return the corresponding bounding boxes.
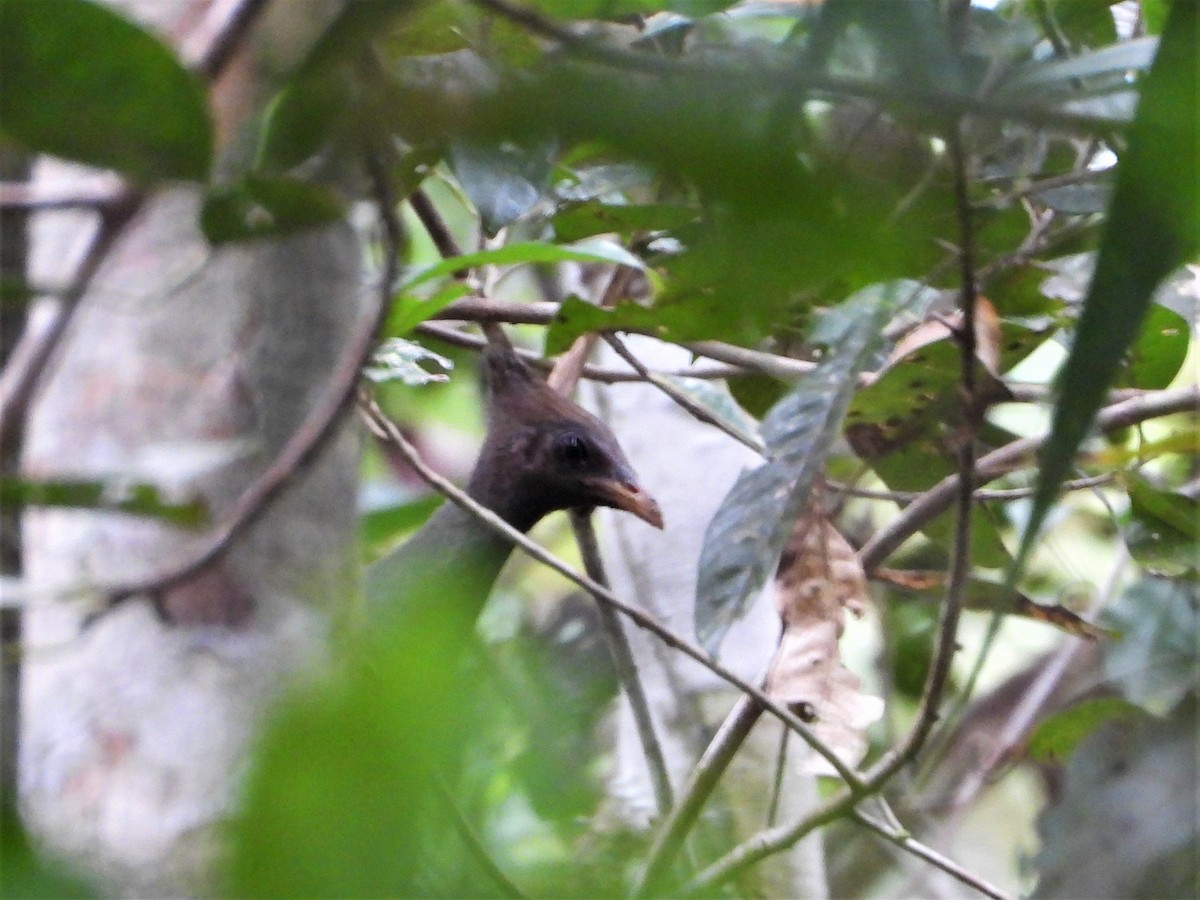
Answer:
[0,0,211,180]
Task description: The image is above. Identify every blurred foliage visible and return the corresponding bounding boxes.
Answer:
[3,0,1197,896]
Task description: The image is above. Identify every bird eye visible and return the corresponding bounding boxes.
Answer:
[556,433,591,466]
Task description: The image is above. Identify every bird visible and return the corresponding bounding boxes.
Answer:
[364,337,662,630]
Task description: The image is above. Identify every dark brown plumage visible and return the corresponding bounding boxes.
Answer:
[365,341,661,618]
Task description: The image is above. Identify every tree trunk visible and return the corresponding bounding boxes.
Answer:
[16,3,362,893]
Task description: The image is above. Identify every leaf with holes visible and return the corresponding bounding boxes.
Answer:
[695,282,928,655]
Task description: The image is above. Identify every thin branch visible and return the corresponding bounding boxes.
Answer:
[546,266,637,394]
[828,474,1113,504]
[604,334,765,456]
[0,179,125,211]
[181,0,272,79]
[570,510,674,817]
[359,398,865,785]
[410,187,466,261]
[417,320,741,382]
[635,693,763,897]
[850,811,1013,900]
[858,385,1200,573]
[0,192,143,465]
[898,124,979,761]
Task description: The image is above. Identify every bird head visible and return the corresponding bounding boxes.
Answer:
[467,344,664,533]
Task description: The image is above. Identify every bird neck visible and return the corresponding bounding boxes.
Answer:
[364,498,517,625]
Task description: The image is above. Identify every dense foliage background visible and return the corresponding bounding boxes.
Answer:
[1,0,1196,897]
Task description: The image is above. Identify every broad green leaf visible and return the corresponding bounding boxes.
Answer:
[201,176,345,245]
[0,0,212,181]
[1026,698,1143,762]
[449,140,555,234]
[1123,475,1200,576]
[694,282,929,654]
[1125,303,1190,390]
[1103,577,1197,716]
[1014,1,1199,581]
[0,476,208,527]
[230,567,484,896]
[401,239,646,291]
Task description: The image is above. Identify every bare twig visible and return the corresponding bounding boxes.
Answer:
[604,334,764,455]
[850,811,1013,900]
[417,320,741,382]
[570,510,674,817]
[635,693,764,897]
[827,474,1114,504]
[859,385,1200,573]
[897,124,979,761]
[180,0,272,79]
[0,179,125,211]
[546,265,637,394]
[410,187,466,262]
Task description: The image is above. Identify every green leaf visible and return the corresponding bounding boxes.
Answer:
[1103,577,1197,716]
[1027,698,1144,762]
[201,176,345,245]
[1124,475,1200,576]
[1046,0,1118,48]
[1126,303,1190,390]
[528,0,735,18]
[0,476,209,527]
[694,282,929,654]
[0,0,211,181]
[385,281,471,337]
[1013,1,1199,581]
[449,140,555,235]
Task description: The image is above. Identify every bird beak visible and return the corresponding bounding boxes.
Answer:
[593,480,664,529]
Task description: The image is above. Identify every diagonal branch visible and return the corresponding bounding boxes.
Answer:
[359,396,865,785]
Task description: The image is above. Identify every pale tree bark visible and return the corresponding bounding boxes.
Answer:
[14,1,363,893]
[585,337,828,898]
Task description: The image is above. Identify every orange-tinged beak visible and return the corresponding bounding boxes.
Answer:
[594,480,664,529]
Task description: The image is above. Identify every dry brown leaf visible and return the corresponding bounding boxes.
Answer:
[766,509,883,774]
